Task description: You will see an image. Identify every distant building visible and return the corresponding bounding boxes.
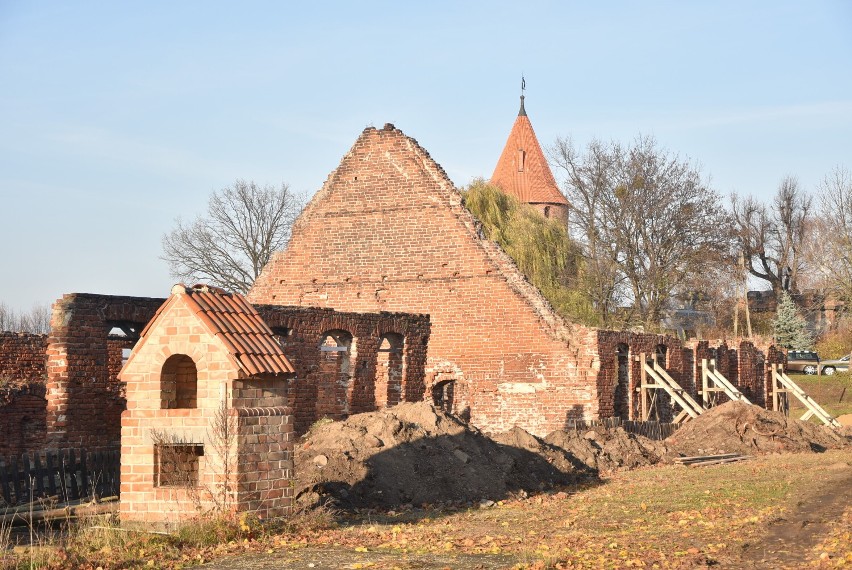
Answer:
[747,289,845,333]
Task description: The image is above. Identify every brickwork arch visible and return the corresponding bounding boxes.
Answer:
[316,330,355,421]
[375,333,404,408]
[160,354,198,409]
[425,362,468,420]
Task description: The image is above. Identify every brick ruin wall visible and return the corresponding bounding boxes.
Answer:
[0,332,48,456]
[45,294,165,451]
[248,125,789,436]
[591,331,784,422]
[256,305,430,435]
[0,294,431,456]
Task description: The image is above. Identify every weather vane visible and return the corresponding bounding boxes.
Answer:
[521,75,526,96]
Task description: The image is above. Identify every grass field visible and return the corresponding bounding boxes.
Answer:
[6,449,850,569]
[787,371,852,419]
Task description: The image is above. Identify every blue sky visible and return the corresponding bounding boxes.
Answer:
[1,1,851,312]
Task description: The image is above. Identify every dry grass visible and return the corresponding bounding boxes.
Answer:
[3,451,850,568]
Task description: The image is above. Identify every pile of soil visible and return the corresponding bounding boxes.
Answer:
[294,400,850,510]
[543,426,668,472]
[665,401,850,456]
[294,402,588,509]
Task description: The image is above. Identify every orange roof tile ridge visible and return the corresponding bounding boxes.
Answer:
[490,103,568,206]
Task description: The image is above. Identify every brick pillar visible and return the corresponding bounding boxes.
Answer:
[44,299,71,446]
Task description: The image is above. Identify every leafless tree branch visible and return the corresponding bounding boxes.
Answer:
[161,180,304,294]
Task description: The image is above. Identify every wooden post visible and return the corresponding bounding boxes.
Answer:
[640,353,648,422]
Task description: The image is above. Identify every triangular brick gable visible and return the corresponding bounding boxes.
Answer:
[491,97,568,206]
[249,123,591,435]
[251,124,577,346]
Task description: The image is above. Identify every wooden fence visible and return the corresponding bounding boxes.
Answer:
[0,447,120,506]
[565,417,681,441]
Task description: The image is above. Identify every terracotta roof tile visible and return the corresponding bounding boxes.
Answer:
[491,96,568,206]
[174,284,294,376]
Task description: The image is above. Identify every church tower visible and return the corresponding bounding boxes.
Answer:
[490,91,569,224]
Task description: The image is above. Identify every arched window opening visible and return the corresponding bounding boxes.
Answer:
[543,205,551,218]
[614,343,630,419]
[316,330,354,420]
[375,333,404,408]
[432,380,456,414]
[161,354,198,409]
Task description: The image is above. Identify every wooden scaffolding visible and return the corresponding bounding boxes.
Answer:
[770,363,840,428]
[699,358,751,408]
[638,353,705,423]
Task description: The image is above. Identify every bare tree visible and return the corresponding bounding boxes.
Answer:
[162,180,303,294]
[550,138,627,327]
[0,303,51,334]
[810,166,852,303]
[731,176,813,294]
[552,135,728,328]
[18,304,51,334]
[0,303,14,332]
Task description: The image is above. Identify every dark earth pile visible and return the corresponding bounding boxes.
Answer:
[665,401,850,456]
[543,425,667,472]
[294,402,585,509]
[294,401,850,510]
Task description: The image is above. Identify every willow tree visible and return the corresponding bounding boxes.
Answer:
[464,180,597,325]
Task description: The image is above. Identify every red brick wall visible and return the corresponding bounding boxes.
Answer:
[594,330,687,421]
[249,124,598,436]
[0,332,47,382]
[46,294,164,449]
[0,333,49,456]
[0,384,47,456]
[255,305,429,434]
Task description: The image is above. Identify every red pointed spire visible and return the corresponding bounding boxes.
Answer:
[491,94,568,211]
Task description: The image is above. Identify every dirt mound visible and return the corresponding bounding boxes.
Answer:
[294,402,588,509]
[542,426,667,472]
[665,401,851,456]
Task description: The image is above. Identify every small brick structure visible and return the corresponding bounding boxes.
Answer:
[118,285,296,525]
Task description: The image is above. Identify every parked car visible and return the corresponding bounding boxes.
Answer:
[786,350,821,375]
[819,354,850,376]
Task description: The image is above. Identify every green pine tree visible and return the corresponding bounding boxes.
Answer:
[772,291,814,350]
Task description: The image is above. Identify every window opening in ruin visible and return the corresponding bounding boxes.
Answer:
[615,343,630,419]
[271,326,293,350]
[155,444,203,487]
[160,354,198,409]
[432,380,455,413]
[655,344,668,368]
[543,206,551,218]
[121,348,132,366]
[316,330,354,420]
[376,333,404,408]
[106,321,142,341]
